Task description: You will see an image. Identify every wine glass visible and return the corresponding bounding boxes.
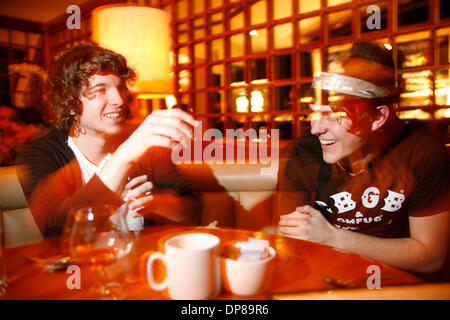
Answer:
[64,204,134,299]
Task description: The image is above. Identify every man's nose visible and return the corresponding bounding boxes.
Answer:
[310,115,326,135]
[109,86,124,106]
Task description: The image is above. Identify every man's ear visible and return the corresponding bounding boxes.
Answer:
[371,105,390,132]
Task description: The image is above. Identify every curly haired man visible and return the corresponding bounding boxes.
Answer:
[16,42,199,237]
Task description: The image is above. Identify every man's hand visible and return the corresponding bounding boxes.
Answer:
[98,109,196,193]
[122,175,154,217]
[278,205,336,245]
[115,109,196,165]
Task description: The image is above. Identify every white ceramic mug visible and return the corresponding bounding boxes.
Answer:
[147,233,221,300]
[221,247,276,296]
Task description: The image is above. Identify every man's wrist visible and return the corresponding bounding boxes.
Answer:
[112,143,136,166]
[325,224,341,248]
[97,148,134,193]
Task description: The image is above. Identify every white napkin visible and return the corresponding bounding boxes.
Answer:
[125,209,144,232]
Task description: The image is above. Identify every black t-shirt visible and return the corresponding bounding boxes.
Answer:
[278,125,449,238]
[15,130,197,237]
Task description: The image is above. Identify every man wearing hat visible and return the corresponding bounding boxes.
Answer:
[277,43,449,276]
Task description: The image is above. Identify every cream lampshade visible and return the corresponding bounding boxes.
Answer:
[92,5,173,99]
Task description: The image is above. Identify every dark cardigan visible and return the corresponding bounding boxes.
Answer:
[16,130,196,237]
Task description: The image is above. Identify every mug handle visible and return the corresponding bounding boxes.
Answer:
[147,252,168,291]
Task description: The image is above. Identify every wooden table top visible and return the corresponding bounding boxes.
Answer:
[3,225,422,300]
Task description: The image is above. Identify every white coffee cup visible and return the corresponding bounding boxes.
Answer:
[221,246,276,296]
[147,233,221,300]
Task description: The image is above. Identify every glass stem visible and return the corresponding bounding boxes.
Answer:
[91,263,109,294]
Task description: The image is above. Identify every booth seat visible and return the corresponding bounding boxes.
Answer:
[0,160,283,247]
[178,160,281,231]
[0,166,43,247]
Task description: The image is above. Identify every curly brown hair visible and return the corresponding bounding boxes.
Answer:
[44,42,136,134]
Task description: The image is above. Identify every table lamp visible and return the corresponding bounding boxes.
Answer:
[92,4,173,100]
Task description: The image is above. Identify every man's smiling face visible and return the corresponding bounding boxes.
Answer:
[77,73,127,137]
[310,104,363,164]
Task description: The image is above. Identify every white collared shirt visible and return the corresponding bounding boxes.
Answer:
[67,136,98,184]
[67,136,144,231]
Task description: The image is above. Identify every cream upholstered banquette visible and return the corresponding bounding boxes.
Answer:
[0,166,43,247]
[0,159,283,247]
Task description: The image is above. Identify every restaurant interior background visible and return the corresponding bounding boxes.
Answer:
[0,0,449,163]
